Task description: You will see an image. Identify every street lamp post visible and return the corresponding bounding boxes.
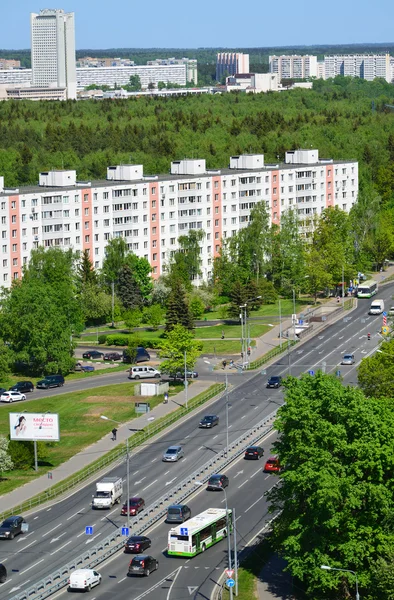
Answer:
[195,481,233,599]
[184,349,188,409]
[225,373,231,458]
[101,415,130,530]
[321,565,360,600]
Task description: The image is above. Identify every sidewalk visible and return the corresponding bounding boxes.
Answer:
[0,379,212,512]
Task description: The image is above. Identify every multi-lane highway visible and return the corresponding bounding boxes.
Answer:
[0,286,392,600]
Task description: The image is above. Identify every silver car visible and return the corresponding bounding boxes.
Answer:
[341,353,355,365]
[162,445,184,462]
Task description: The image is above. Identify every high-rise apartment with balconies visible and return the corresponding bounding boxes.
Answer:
[216,53,249,81]
[269,55,318,79]
[31,9,77,99]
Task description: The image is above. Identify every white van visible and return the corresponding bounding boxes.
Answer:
[68,569,101,591]
[128,366,161,380]
[369,298,384,315]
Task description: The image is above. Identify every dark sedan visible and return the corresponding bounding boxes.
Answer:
[244,446,264,460]
[199,415,219,428]
[128,555,158,577]
[82,350,104,360]
[0,516,26,540]
[124,535,151,554]
[10,381,34,393]
[266,376,282,388]
[121,497,145,516]
[207,474,229,490]
[103,352,122,361]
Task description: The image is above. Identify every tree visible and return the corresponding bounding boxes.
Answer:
[158,81,166,90]
[267,372,394,599]
[227,281,249,318]
[169,230,205,286]
[0,436,13,477]
[165,279,194,332]
[77,249,97,287]
[0,247,82,375]
[159,325,201,375]
[101,238,129,284]
[143,304,164,330]
[365,211,394,270]
[124,75,141,92]
[80,282,113,324]
[358,339,394,397]
[0,340,13,381]
[304,245,333,302]
[189,296,205,319]
[117,264,143,311]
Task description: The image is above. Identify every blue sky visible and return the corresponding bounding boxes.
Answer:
[2,0,394,50]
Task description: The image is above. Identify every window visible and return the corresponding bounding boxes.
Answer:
[84,208,89,215]
[75,209,80,217]
[12,244,17,252]
[11,201,16,209]
[85,235,90,243]
[12,230,17,238]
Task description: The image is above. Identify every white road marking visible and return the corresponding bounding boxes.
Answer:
[164,470,170,475]
[249,469,261,478]
[66,509,85,521]
[134,477,146,485]
[16,539,37,553]
[42,523,62,537]
[165,478,176,486]
[241,415,246,419]
[20,559,44,575]
[245,493,267,513]
[100,506,118,521]
[50,532,67,543]
[237,480,248,489]
[132,470,139,475]
[151,458,156,463]
[33,516,39,520]
[117,577,127,584]
[85,533,101,544]
[142,479,157,491]
[212,435,218,440]
[197,446,203,450]
[50,540,73,555]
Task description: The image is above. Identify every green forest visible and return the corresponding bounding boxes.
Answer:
[1,77,394,201]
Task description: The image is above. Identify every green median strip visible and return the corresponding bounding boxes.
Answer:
[0,382,225,521]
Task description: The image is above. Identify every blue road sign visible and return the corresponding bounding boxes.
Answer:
[121,527,129,536]
[226,579,235,588]
[85,526,93,535]
[308,370,314,376]
[336,370,341,377]
[180,527,188,536]
[383,311,387,317]
[298,319,303,325]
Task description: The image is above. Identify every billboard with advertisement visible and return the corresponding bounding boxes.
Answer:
[9,413,60,441]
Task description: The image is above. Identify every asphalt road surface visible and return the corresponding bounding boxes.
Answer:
[1,287,392,600]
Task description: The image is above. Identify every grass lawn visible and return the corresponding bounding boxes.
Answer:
[195,324,270,339]
[200,339,256,355]
[204,298,315,320]
[0,381,183,495]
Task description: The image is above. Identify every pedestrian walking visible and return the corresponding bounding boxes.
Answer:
[222,359,227,369]
[111,427,117,441]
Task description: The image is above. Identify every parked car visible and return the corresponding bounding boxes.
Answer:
[166,504,191,524]
[169,370,199,380]
[124,535,151,554]
[103,352,122,361]
[128,555,159,577]
[0,563,7,583]
[123,347,150,364]
[0,391,26,403]
[0,516,26,540]
[263,456,281,473]
[266,376,282,389]
[244,446,264,460]
[74,363,95,372]
[10,381,34,393]
[129,366,161,380]
[36,374,64,389]
[199,415,219,428]
[121,497,145,516]
[341,353,355,365]
[207,474,229,490]
[162,445,184,462]
[82,350,104,360]
[68,569,101,591]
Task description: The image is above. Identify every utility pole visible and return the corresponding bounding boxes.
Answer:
[111,280,115,327]
[279,298,282,348]
[233,506,238,596]
[184,349,188,409]
[342,265,345,308]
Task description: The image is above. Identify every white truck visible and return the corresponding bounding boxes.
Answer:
[369,298,384,315]
[92,476,123,509]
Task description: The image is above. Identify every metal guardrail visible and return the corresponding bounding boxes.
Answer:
[10,409,278,600]
[0,383,225,522]
[248,340,298,370]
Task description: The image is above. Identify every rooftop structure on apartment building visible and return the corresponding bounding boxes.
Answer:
[0,149,358,287]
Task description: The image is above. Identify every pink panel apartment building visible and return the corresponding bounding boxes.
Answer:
[0,149,358,286]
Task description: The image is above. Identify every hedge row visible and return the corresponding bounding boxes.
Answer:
[98,333,164,349]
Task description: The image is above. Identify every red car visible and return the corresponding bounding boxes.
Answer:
[121,497,145,516]
[263,456,281,473]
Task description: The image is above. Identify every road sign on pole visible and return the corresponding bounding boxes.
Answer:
[308,370,315,376]
[226,569,234,578]
[226,579,235,588]
[85,526,93,535]
[121,527,129,536]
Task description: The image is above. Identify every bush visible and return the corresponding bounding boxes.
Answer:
[105,334,130,346]
[98,334,107,345]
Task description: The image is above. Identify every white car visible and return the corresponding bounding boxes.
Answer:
[68,569,101,592]
[1,391,26,403]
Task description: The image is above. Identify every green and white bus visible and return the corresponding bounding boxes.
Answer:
[357,280,378,298]
[167,507,232,557]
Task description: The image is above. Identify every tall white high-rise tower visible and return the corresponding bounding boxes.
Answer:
[31,9,77,99]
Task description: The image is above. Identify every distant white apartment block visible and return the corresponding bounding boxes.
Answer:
[31,9,77,99]
[323,54,391,82]
[147,58,198,85]
[76,64,186,91]
[216,53,250,81]
[0,149,357,287]
[269,55,318,79]
[226,73,279,93]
